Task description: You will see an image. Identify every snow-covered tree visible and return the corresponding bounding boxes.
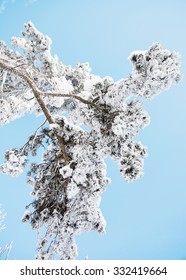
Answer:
[0,22,182,259]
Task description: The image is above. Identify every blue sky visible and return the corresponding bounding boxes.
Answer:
[0,0,186,260]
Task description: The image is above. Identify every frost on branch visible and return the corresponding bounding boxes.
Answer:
[1,149,27,176]
[0,207,12,259]
[0,22,182,259]
[0,208,5,232]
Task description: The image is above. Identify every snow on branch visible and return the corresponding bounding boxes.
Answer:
[0,22,182,259]
[0,207,12,260]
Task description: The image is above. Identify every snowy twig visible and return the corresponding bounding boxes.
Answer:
[4,241,13,260]
[0,70,7,98]
[31,119,47,149]
[0,241,12,259]
[42,92,107,113]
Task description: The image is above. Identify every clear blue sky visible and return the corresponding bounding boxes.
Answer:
[0,0,186,260]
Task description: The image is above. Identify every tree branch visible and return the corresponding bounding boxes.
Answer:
[0,59,68,164]
[42,92,106,112]
[0,59,54,124]
[0,71,7,98]
[31,119,47,149]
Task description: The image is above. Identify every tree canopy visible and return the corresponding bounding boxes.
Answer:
[0,22,182,259]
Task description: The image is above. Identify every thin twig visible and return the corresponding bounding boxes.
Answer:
[42,92,107,112]
[13,63,27,69]
[24,97,35,101]
[31,119,47,149]
[0,71,7,98]
[4,241,13,260]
